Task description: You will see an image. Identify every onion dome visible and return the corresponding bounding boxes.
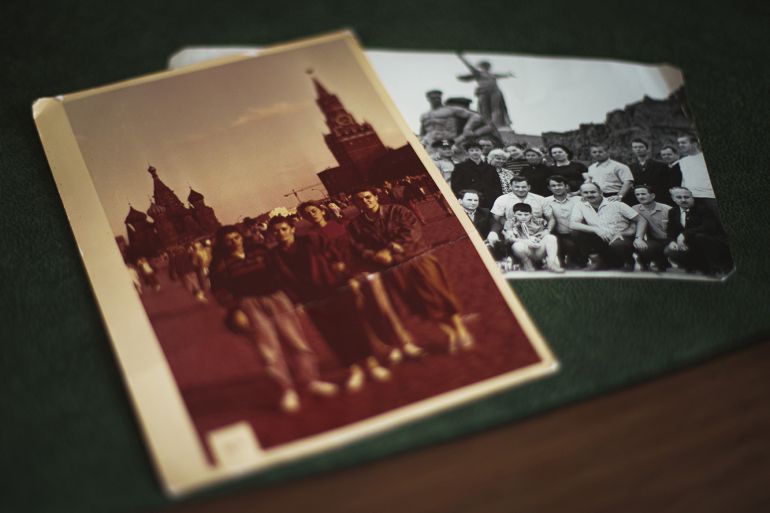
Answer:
[125,205,147,223]
[188,188,204,203]
[147,201,167,218]
[146,164,185,213]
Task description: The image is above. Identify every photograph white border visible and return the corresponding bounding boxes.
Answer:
[34,31,558,496]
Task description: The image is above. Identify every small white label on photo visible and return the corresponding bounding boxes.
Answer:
[207,422,263,470]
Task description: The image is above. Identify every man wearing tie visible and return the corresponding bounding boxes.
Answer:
[664,186,732,276]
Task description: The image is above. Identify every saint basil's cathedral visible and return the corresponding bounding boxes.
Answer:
[119,165,220,261]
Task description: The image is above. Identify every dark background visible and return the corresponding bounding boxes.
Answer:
[1,1,769,512]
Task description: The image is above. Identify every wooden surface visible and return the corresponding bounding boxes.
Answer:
[165,340,770,513]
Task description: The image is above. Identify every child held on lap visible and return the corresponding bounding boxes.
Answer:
[503,203,564,273]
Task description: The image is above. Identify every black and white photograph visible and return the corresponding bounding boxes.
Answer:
[172,48,735,280]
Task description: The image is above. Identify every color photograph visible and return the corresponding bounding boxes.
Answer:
[35,32,556,494]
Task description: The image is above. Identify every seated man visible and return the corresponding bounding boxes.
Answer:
[542,174,582,267]
[569,182,646,270]
[458,188,504,260]
[632,184,672,271]
[503,203,563,273]
[458,189,494,239]
[664,186,733,276]
[347,185,475,353]
[487,176,546,249]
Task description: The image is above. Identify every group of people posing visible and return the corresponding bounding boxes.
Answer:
[206,185,472,413]
[430,134,733,275]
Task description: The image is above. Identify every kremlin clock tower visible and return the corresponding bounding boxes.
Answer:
[312,75,388,177]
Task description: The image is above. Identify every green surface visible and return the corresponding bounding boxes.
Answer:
[2,1,769,511]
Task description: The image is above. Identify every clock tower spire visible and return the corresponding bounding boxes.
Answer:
[310,72,387,177]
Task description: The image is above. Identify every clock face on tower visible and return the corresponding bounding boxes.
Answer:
[334,113,353,126]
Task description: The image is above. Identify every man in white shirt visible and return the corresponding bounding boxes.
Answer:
[586,143,634,203]
[487,176,545,246]
[569,182,646,270]
[676,134,719,216]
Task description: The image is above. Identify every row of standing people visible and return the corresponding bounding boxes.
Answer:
[207,184,473,413]
[434,134,716,214]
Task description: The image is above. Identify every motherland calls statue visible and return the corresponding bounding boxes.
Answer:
[456,52,514,132]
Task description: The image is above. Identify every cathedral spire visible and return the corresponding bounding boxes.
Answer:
[146,164,185,214]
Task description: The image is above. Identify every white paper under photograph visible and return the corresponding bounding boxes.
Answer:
[34,31,557,495]
[171,46,734,281]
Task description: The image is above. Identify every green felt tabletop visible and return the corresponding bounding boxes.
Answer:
[1,1,769,512]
